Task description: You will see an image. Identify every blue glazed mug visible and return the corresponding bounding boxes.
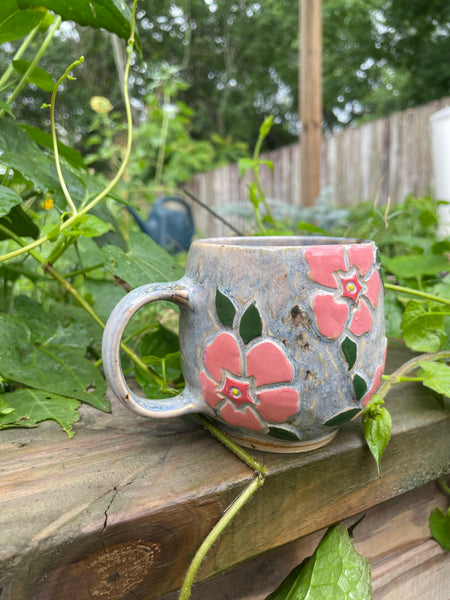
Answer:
[102,237,387,453]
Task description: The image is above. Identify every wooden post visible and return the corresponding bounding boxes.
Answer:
[299,0,322,207]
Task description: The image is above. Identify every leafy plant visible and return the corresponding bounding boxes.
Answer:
[0,1,187,436]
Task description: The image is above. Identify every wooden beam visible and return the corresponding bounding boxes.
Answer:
[0,347,449,599]
[299,0,323,206]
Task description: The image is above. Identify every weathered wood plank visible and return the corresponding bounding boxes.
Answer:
[0,346,449,599]
[157,480,449,600]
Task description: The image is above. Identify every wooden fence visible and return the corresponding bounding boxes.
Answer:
[186,97,450,237]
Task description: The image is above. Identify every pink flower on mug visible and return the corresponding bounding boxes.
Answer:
[305,245,381,339]
[199,332,298,431]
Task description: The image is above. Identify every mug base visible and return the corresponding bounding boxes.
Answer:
[222,428,338,454]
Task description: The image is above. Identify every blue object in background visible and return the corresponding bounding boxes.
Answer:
[127,196,194,253]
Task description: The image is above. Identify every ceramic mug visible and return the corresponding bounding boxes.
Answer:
[102,237,387,452]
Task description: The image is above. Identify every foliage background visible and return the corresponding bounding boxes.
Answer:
[2,0,449,152]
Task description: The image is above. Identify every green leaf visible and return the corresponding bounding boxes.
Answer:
[12,59,54,91]
[0,388,80,437]
[429,507,450,551]
[0,185,23,217]
[14,295,92,349]
[401,300,446,353]
[239,302,262,344]
[81,278,126,323]
[353,374,367,401]
[215,289,236,327]
[266,524,373,600]
[0,205,39,239]
[382,253,450,280]
[257,158,274,172]
[0,2,46,43]
[341,337,357,371]
[237,157,257,177]
[417,361,450,397]
[362,395,392,474]
[64,214,112,238]
[325,408,361,427]
[19,124,86,170]
[297,221,328,235]
[139,325,180,359]
[102,231,184,288]
[17,0,133,40]
[0,118,60,192]
[0,314,108,411]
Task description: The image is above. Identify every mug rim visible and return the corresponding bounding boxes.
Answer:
[192,235,374,249]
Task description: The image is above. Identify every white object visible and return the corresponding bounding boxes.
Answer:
[430,107,450,235]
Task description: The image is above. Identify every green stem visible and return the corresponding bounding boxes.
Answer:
[377,350,450,399]
[1,16,62,114]
[177,417,267,599]
[178,474,265,600]
[64,262,105,278]
[0,0,137,265]
[384,283,450,307]
[381,375,423,383]
[252,130,276,228]
[439,478,450,496]
[195,414,268,476]
[0,22,41,91]
[50,57,85,215]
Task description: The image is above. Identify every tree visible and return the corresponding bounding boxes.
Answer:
[1,0,448,154]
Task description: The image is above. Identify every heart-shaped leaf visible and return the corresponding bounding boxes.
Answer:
[266,524,373,600]
[429,507,450,551]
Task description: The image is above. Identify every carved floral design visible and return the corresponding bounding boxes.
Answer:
[305,244,381,339]
[199,293,299,432]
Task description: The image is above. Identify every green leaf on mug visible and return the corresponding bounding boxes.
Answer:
[268,426,301,441]
[324,408,361,427]
[341,337,357,371]
[239,302,262,344]
[353,374,368,401]
[215,289,236,328]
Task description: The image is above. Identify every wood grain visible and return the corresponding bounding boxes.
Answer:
[157,480,450,600]
[0,346,449,599]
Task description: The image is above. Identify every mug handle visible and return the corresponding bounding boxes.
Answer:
[102,281,198,418]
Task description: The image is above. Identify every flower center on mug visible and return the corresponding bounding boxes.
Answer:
[219,375,255,408]
[340,274,362,302]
